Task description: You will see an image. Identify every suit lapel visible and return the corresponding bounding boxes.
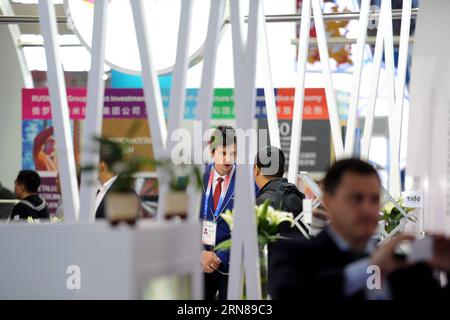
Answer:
[216,170,235,215]
[201,164,215,218]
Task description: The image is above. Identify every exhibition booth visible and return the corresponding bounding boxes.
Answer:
[0,0,448,300]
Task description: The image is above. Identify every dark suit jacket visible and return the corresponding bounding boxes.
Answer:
[270,229,450,299]
[95,190,108,219]
[199,163,235,274]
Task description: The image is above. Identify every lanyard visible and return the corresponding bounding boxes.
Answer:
[203,163,234,221]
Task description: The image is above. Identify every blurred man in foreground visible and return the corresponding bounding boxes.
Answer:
[270,158,450,299]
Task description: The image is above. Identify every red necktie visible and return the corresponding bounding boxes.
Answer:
[213,177,224,211]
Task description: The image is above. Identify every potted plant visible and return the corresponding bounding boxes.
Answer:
[380,196,417,234]
[214,199,294,299]
[155,161,202,220]
[91,137,152,225]
[85,136,202,224]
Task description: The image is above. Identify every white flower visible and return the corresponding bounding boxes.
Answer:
[267,209,294,227]
[27,216,40,224]
[221,210,234,231]
[50,216,63,224]
[381,201,395,215]
[220,203,294,231]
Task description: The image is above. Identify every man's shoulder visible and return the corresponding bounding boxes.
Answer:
[12,202,26,212]
[275,230,333,254]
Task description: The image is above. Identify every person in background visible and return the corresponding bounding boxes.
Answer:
[0,181,16,220]
[253,146,307,298]
[10,170,49,221]
[200,125,237,300]
[94,146,119,219]
[270,158,450,299]
[254,146,307,238]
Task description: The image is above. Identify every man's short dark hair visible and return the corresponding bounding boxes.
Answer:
[255,146,285,178]
[209,125,236,153]
[99,144,115,168]
[323,158,380,195]
[16,170,41,193]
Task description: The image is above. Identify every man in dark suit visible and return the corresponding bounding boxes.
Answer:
[200,125,237,300]
[94,148,118,219]
[270,158,450,299]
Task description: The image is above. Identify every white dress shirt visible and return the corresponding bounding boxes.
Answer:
[94,175,118,212]
[212,165,235,196]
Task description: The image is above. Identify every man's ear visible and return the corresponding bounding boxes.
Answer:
[17,183,25,194]
[98,161,106,171]
[254,165,260,177]
[322,192,331,209]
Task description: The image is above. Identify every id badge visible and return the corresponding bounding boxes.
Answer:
[202,220,217,246]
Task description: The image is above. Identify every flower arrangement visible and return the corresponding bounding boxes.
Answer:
[214,199,294,251]
[380,197,417,234]
[214,199,294,299]
[27,216,63,224]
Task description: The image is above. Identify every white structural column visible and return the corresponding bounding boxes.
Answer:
[382,0,399,195]
[257,0,280,149]
[165,1,196,225]
[131,0,168,221]
[311,0,344,159]
[38,0,79,222]
[131,0,167,155]
[196,0,226,165]
[79,0,108,222]
[344,0,370,157]
[193,0,226,232]
[228,0,261,300]
[167,0,193,151]
[389,0,412,195]
[360,0,387,161]
[287,0,311,184]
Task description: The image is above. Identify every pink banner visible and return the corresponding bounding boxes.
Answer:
[22,88,150,120]
[22,87,87,120]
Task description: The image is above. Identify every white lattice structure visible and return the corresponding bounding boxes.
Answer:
[1,0,419,299]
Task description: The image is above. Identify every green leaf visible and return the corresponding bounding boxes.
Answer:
[260,199,270,221]
[214,239,232,252]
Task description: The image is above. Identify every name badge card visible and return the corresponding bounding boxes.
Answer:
[202,220,217,246]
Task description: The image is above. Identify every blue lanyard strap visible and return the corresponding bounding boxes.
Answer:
[203,164,234,221]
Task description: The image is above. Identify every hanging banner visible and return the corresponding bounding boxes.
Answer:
[256,88,332,173]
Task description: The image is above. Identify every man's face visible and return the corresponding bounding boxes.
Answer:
[211,144,236,175]
[324,173,381,243]
[14,180,25,199]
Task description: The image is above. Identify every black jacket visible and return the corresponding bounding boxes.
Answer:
[256,177,306,238]
[10,194,49,220]
[269,229,450,299]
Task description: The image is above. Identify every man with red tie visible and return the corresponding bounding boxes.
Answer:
[200,125,237,300]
